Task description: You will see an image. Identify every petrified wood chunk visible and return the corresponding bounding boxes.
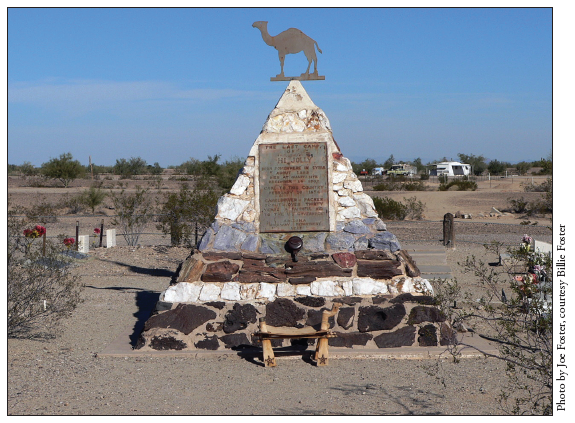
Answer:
[265,298,306,327]
[202,252,243,261]
[440,322,457,346]
[357,304,406,332]
[242,252,267,260]
[288,276,316,285]
[418,324,438,346]
[336,307,355,329]
[332,296,363,305]
[144,304,217,335]
[332,252,357,268]
[356,259,403,279]
[328,332,372,348]
[310,253,330,260]
[241,258,266,269]
[284,261,352,277]
[236,269,286,283]
[223,303,258,334]
[390,293,436,305]
[201,260,240,282]
[407,306,446,325]
[396,250,421,277]
[373,326,416,348]
[355,250,395,260]
[176,256,206,282]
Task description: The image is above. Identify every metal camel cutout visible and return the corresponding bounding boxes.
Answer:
[252,21,325,81]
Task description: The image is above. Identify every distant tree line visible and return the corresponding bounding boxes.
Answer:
[350,152,552,177]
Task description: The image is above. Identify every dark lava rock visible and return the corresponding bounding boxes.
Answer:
[373,326,416,348]
[328,332,372,348]
[265,298,306,327]
[150,335,187,350]
[294,296,326,308]
[220,333,251,348]
[144,304,216,335]
[206,322,223,332]
[223,303,258,334]
[390,293,436,305]
[201,260,240,282]
[205,301,226,310]
[194,335,220,350]
[332,296,364,305]
[357,304,406,332]
[336,307,355,329]
[356,259,403,279]
[440,322,457,346]
[407,306,446,325]
[306,308,336,330]
[372,295,392,305]
[418,324,438,346]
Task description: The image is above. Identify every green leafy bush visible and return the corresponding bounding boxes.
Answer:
[373,196,426,220]
[41,152,84,187]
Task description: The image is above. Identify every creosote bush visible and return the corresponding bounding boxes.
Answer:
[8,211,83,337]
[109,186,154,246]
[438,179,478,191]
[373,196,426,220]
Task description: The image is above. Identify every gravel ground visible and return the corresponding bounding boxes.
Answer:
[7,220,549,416]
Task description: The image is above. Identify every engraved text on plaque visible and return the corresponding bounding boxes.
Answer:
[259,142,329,232]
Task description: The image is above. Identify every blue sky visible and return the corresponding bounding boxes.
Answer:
[8,6,553,167]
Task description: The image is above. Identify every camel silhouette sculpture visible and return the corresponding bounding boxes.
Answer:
[252,21,323,80]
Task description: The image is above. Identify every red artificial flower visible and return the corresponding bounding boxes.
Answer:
[63,237,75,247]
[35,225,46,236]
[94,228,101,235]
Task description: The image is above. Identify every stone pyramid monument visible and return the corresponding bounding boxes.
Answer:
[136,82,446,352]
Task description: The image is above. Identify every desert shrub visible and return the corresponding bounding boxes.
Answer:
[373,196,426,220]
[403,181,426,191]
[109,186,154,246]
[508,177,552,216]
[507,196,530,214]
[63,193,86,214]
[419,173,430,180]
[40,152,84,187]
[156,179,219,246]
[439,180,477,191]
[373,181,426,191]
[20,197,59,224]
[433,241,552,414]
[8,211,83,337]
[80,185,107,214]
[113,157,148,179]
[373,182,400,191]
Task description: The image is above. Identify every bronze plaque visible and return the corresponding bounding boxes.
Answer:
[259,142,329,232]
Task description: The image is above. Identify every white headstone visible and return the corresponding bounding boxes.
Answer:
[106,229,116,248]
[534,239,552,256]
[78,235,89,253]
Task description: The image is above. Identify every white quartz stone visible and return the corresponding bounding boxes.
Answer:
[220,282,241,301]
[298,109,307,119]
[199,283,222,301]
[338,206,361,220]
[337,196,356,207]
[344,179,363,192]
[397,278,414,294]
[354,193,378,217]
[342,280,353,296]
[240,283,259,300]
[332,172,347,184]
[276,283,297,297]
[216,195,249,221]
[229,174,250,196]
[333,184,344,191]
[373,281,389,294]
[352,278,378,295]
[163,282,203,303]
[257,283,277,300]
[296,285,312,296]
[311,280,338,296]
[335,162,349,172]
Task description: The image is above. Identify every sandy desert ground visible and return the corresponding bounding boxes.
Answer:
[7,175,552,415]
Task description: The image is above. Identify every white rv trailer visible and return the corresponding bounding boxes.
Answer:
[429,161,472,177]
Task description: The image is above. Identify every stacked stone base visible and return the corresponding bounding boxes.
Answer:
[136,249,454,352]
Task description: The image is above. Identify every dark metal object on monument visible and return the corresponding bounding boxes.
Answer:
[286,236,303,262]
[259,142,329,233]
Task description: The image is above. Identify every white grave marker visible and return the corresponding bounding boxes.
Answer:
[106,229,116,248]
[78,235,89,253]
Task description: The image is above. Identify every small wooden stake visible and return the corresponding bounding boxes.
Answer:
[99,219,104,248]
[443,213,455,248]
[75,221,80,251]
[42,232,46,257]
